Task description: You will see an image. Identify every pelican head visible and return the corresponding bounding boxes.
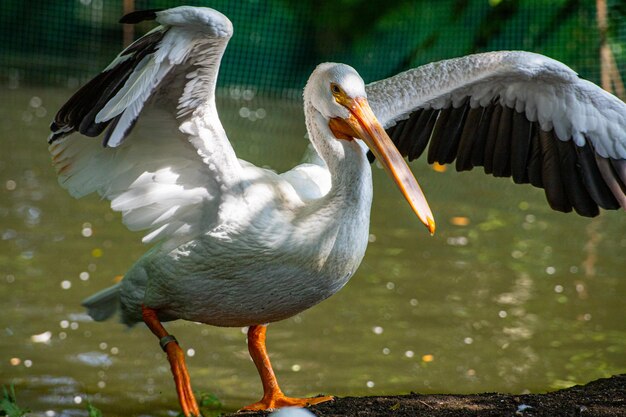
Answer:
[305,63,436,234]
[305,63,366,120]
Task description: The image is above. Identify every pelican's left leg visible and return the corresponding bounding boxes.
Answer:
[240,324,333,411]
[142,305,201,417]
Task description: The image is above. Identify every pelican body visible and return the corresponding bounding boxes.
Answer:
[119,129,372,327]
[48,6,626,416]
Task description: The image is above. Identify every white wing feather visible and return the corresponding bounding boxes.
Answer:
[366,51,626,160]
[48,7,238,247]
[50,110,218,247]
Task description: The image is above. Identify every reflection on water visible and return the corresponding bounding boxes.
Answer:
[1,87,625,416]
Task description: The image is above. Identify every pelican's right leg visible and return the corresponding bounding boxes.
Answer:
[142,305,201,417]
[241,324,334,410]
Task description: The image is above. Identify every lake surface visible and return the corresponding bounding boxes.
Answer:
[1,87,625,416]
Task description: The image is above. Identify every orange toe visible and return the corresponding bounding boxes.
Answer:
[240,394,334,411]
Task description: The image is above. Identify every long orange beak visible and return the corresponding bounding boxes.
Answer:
[330,97,435,235]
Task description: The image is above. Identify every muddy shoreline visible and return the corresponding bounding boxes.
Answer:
[231,374,625,416]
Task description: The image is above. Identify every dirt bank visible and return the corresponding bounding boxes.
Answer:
[233,374,625,417]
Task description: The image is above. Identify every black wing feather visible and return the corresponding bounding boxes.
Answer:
[526,123,543,188]
[509,110,532,184]
[393,110,422,155]
[482,104,502,175]
[470,103,496,168]
[427,106,453,164]
[492,105,513,177]
[119,9,163,24]
[48,28,167,145]
[409,109,438,161]
[378,93,625,217]
[438,100,470,164]
[455,106,484,171]
[407,108,435,158]
[575,143,620,209]
[555,139,598,216]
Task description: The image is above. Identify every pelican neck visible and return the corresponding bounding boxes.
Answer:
[303,101,372,196]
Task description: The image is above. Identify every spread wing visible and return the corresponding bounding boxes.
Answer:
[48,6,241,247]
[366,51,626,217]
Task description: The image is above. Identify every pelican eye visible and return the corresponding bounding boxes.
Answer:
[330,83,342,95]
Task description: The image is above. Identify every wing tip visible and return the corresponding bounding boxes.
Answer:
[47,133,61,145]
[119,9,163,24]
[48,121,75,144]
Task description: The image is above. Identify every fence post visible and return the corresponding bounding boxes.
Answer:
[123,0,135,47]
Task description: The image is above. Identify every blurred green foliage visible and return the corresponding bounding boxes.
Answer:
[0,386,29,417]
[86,401,104,417]
[0,0,624,93]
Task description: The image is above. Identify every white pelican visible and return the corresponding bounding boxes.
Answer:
[48,6,626,416]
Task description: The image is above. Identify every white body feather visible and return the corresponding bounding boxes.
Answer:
[118,136,370,326]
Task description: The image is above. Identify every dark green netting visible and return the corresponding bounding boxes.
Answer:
[1,0,624,96]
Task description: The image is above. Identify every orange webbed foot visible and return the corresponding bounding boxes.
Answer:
[239,393,334,411]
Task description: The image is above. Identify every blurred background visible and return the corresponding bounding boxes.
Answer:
[2,0,626,94]
[1,1,625,416]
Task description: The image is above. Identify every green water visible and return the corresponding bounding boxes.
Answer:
[1,87,625,416]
